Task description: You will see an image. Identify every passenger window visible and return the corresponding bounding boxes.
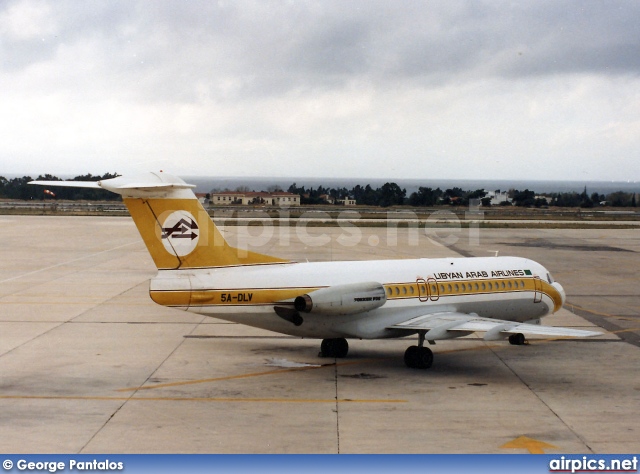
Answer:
[508,281,512,289]
[488,282,493,290]
[402,287,407,295]
[395,287,400,296]
[520,281,525,288]
[387,287,392,296]
[448,284,452,293]
[501,282,505,289]
[475,283,479,291]
[410,286,415,295]
[440,285,445,293]
[431,285,437,293]
[454,284,459,292]
[481,282,486,291]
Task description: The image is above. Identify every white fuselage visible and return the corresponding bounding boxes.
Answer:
[150,256,564,340]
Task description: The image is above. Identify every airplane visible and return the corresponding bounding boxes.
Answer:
[30,171,600,369]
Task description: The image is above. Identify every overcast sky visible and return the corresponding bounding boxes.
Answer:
[1,0,639,181]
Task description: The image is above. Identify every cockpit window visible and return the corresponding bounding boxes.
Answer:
[547,272,554,284]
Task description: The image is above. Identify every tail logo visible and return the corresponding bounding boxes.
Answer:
[160,211,200,256]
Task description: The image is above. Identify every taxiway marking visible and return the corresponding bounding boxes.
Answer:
[0,395,405,404]
[117,358,378,392]
[501,435,558,454]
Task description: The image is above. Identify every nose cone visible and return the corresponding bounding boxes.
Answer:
[552,282,566,308]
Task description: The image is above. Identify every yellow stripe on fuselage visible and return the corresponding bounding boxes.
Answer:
[151,287,322,308]
[383,277,563,312]
[150,277,563,312]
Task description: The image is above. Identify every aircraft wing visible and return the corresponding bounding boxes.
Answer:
[387,311,602,341]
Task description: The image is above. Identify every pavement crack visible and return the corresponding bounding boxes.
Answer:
[78,315,207,453]
[334,360,340,454]
[488,344,595,453]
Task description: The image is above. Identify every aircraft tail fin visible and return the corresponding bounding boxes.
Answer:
[30,172,289,270]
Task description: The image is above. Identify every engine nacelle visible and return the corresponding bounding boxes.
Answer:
[294,282,387,315]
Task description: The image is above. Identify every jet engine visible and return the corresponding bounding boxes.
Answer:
[294,281,387,315]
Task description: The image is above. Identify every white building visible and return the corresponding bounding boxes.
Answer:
[486,190,511,205]
[337,198,357,206]
[211,191,300,206]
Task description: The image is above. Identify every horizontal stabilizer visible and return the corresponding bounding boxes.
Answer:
[116,182,196,190]
[29,180,101,189]
[30,172,196,198]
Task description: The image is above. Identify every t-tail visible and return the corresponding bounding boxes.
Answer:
[29,171,288,269]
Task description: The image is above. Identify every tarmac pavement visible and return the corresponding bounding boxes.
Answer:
[0,216,638,453]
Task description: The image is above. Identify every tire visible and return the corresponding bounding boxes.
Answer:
[417,347,433,369]
[320,339,332,357]
[320,338,349,358]
[334,338,349,358]
[509,333,526,345]
[404,346,420,368]
[405,346,433,369]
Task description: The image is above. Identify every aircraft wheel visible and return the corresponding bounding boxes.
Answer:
[404,346,433,369]
[404,346,419,368]
[509,333,526,345]
[417,346,433,368]
[320,338,349,358]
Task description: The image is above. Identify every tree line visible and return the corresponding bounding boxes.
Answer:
[287,183,492,207]
[0,173,120,201]
[510,187,637,208]
[1,173,637,208]
[288,182,637,208]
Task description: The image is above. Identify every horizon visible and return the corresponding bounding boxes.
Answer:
[3,171,639,185]
[5,172,637,196]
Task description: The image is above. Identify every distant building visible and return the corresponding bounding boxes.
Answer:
[486,190,511,205]
[210,191,300,206]
[319,194,335,204]
[337,198,357,206]
[271,192,301,206]
[195,193,209,205]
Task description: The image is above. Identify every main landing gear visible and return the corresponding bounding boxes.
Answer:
[404,331,433,369]
[319,332,526,367]
[320,338,349,358]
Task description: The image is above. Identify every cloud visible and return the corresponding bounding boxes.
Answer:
[8,1,640,95]
[1,0,639,180]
